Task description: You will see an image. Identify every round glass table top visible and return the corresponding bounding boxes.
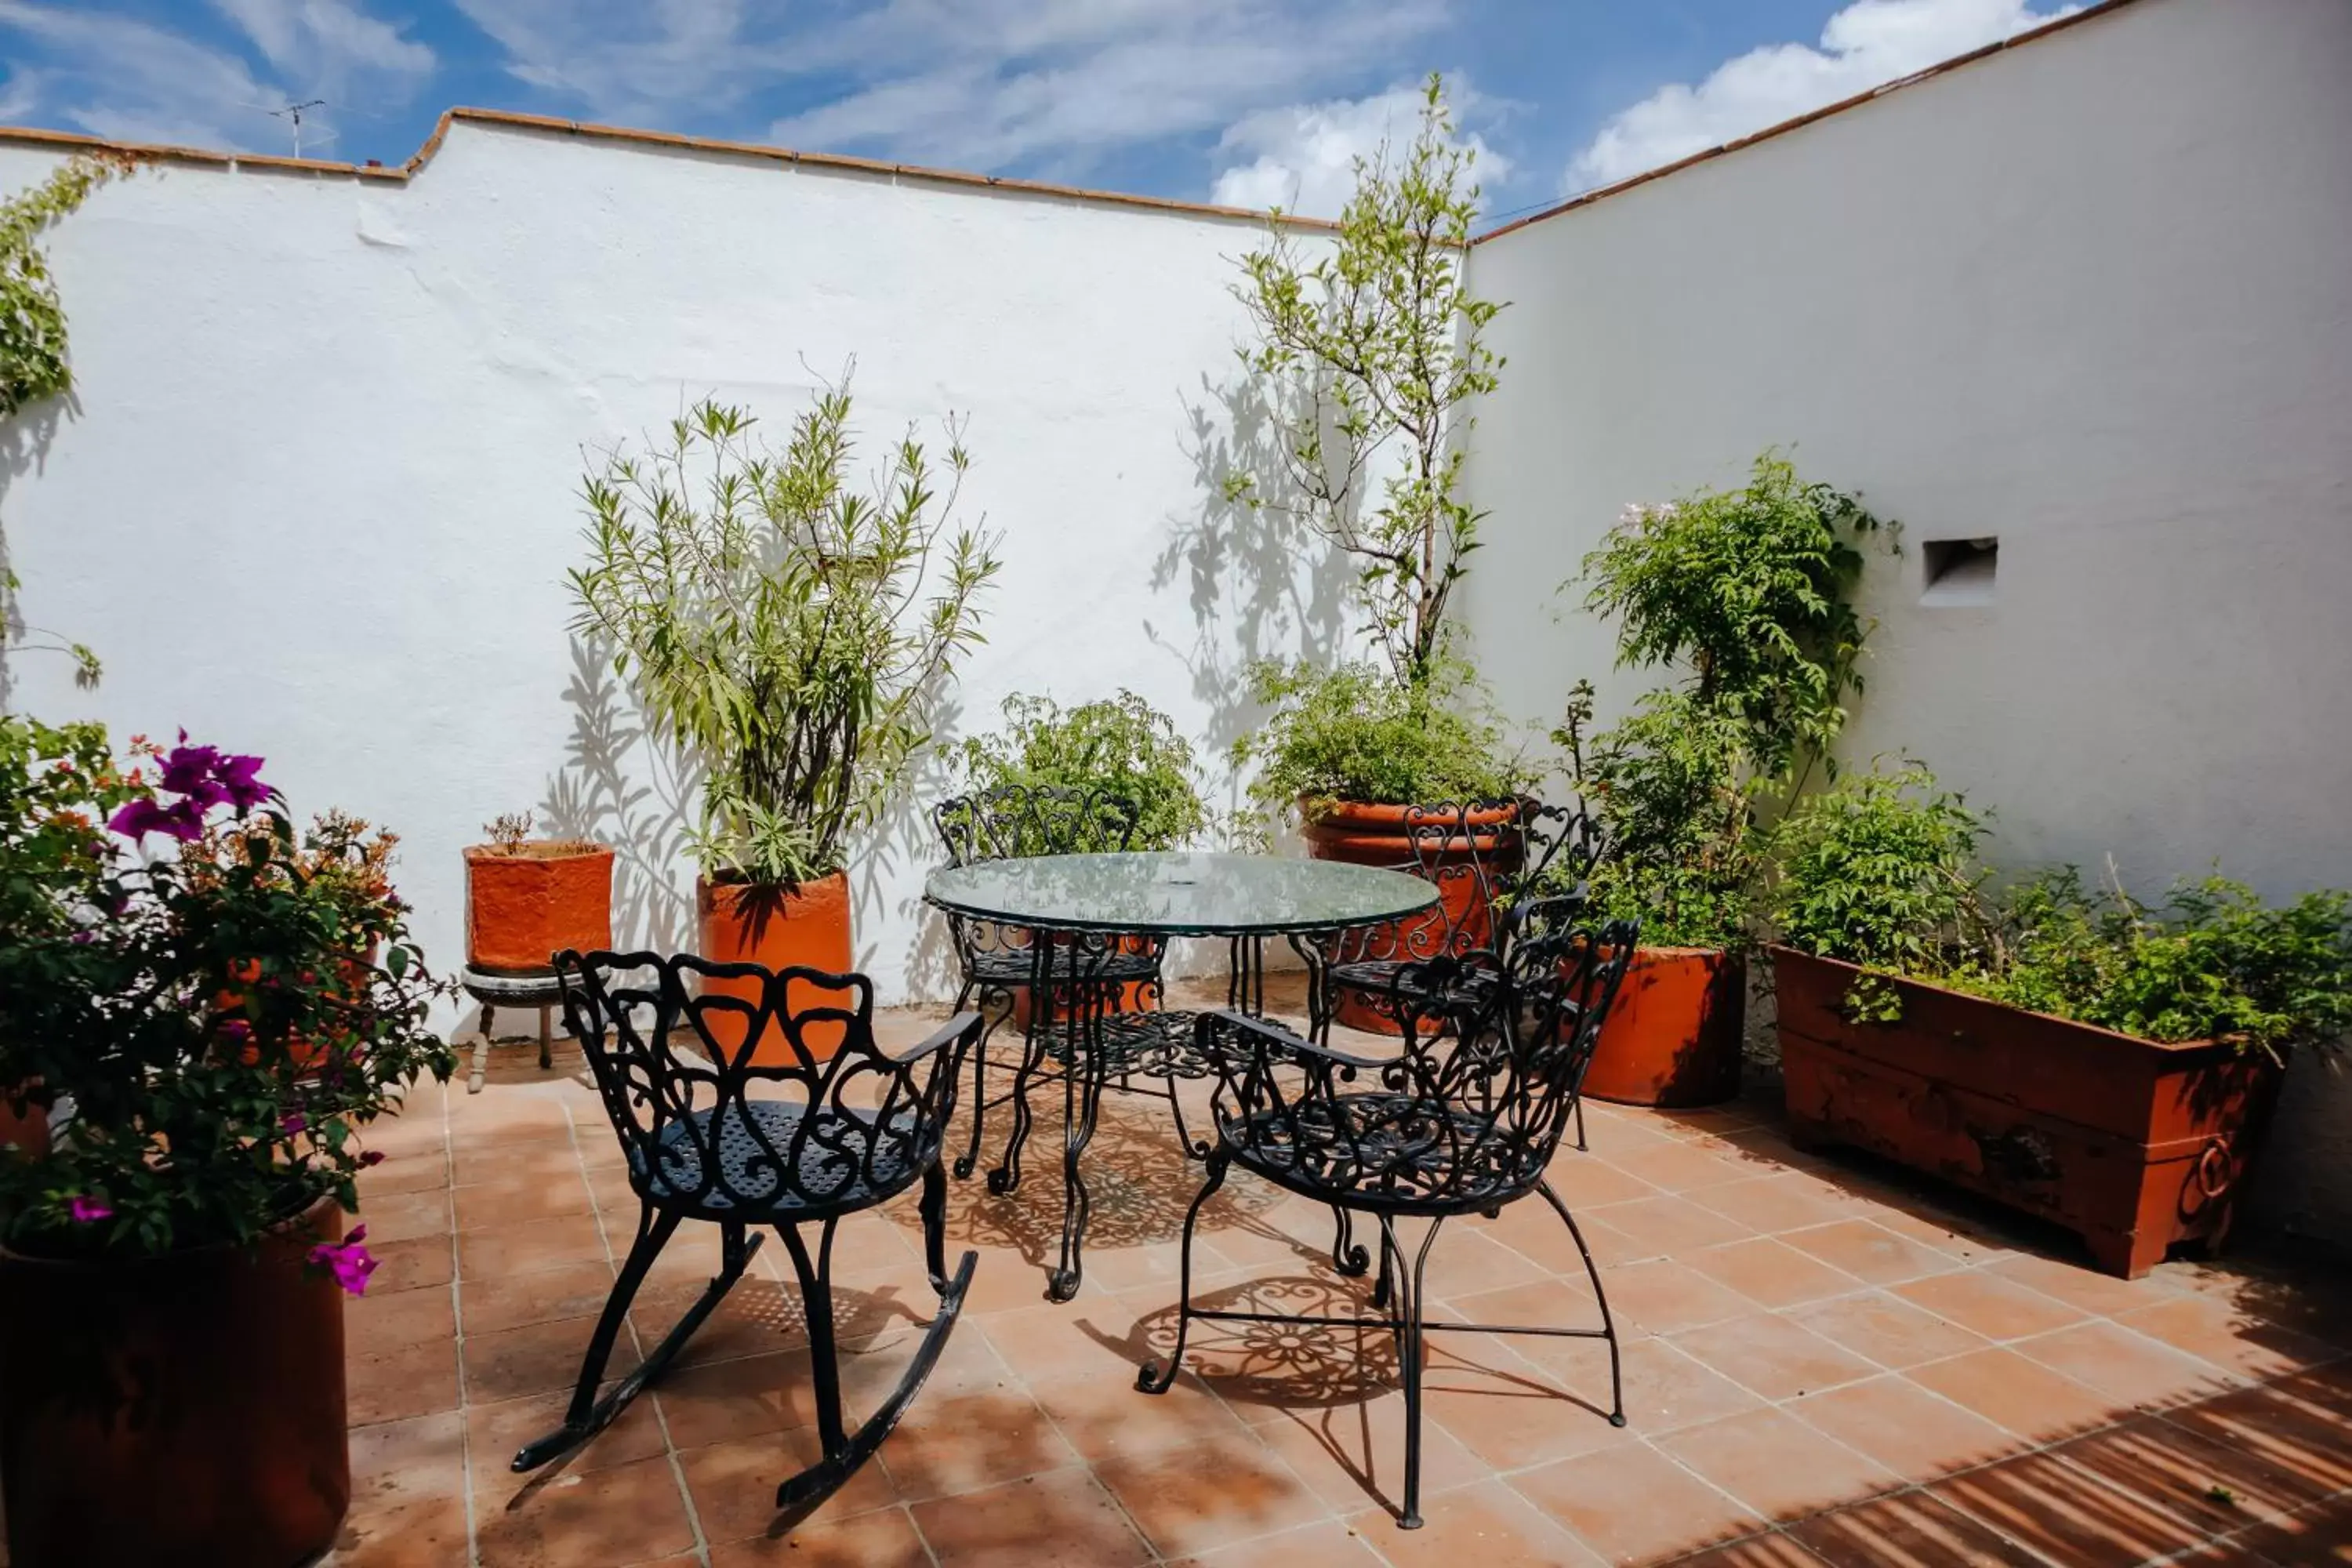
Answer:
[924,851,1437,937]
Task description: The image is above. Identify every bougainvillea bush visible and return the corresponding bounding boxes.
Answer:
[0,717,455,1288]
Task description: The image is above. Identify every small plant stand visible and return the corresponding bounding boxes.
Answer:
[460,968,570,1094]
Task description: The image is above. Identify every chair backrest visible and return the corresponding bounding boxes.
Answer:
[1385,916,1641,1194]
[1507,796,1610,904]
[1333,798,1523,965]
[932,783,1141,866]
[554,949,960,1211]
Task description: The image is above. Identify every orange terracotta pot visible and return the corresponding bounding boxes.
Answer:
[1301,798,1520,1036]
[464,841,615,975]
[0,1196,349,1568]
[697,873,855,1066]
[0,1084,49,1158]
[1581,947,1745,1108]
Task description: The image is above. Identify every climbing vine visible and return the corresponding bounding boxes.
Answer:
[2,151,136,693]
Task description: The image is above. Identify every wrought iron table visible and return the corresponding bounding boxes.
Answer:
[924,851,1438,1301]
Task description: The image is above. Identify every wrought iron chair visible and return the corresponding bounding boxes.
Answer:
[515,949,980,1515]
[931,784,1165,1180]
[1508,794,1610,906]
[1305,799,1520,1046]
[1138,916,1640,1529]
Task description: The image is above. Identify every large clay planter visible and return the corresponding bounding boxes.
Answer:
[1581,947,1744,1108]
[698,873,855,1066]
[1302,798,1521,1036]
[1773,947,2283,1279]
[464,840,615,975]
[0,1083,48,1156]
[0,1196,350,1567]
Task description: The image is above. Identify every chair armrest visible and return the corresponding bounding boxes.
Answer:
[1193,1009,1385,1074]
[887,1011,984,1066]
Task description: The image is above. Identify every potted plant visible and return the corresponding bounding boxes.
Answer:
[571,380,1000,1063]
[1769,763,2352,1277]
[463,810,614,975]
[0,717,456,1567]
[956,689,1209,1020]
[1563,454,1892,1105]
[1549,685,1759,1105]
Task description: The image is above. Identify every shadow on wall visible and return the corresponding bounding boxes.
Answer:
[0,401,71,710]
[540,635,699,955]
[1150,368,1354,826]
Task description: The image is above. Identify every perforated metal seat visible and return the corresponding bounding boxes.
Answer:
[636,1102,933,1215]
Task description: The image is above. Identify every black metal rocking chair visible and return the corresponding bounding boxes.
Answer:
[515,949,981,1515]
[932,784,1167,1182]
[1138,916,1640,1529]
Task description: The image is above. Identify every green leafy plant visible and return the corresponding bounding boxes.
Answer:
[569,380,1002,887]
[1553,684,1762,949]
[0,718,456,1274]
[1236,659,1524,821]
[1227,74,1504,688]
[1959,867,2352,1059]
[1770,761,1991,975]
[956,691,1208,851]
[2,152,138,691]
[1580,452,1893,783]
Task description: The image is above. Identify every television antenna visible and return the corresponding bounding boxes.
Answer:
[266,99,328,158]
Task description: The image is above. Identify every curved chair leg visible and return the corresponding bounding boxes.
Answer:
[1371,1221,1399,1312]
[1331,1204,1370,1277]
[986,1012,1051,1197]
[1537,1178,1625,1427]
[920,1160,954,1298]
[773,1208,978,1515]
[956,982,1020,1181]
[1393,1215,1446,1530]
[1048,1027,1112,1302]
[1572,1091,1589,1154]
[1138,1151,1228,1395]
[514,1206,760,1472]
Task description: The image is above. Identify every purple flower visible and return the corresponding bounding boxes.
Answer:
[157,743,230,808]
[358,1150,386,1167]
[107,797,205,844]
[309,1225,378,1297]
[281,1112,307,1136]
[67,1196,112,1225]
[215,752,269,810]
[69,930,95,946]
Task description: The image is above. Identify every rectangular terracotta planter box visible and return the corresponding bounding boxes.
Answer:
[1771,947,2282,1279]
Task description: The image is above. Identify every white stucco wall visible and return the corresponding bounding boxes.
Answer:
[1461,0,2352,1237]
[0,122,1354,1007]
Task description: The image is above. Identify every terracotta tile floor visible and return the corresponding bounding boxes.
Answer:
[321,978,2352,1567]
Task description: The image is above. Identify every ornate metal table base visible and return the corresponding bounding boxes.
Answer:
[985,935,1324,1301]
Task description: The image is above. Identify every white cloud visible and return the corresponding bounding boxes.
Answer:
[1566,0,2078,193]
[0,0,431,153]
[449,0,1452,180]
[1210,82,1509,219]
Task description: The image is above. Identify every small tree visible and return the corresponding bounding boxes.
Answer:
[569,377,1001,887]
[1229,74,1504,688]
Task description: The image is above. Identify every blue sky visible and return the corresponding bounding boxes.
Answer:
[0,0,2077,222]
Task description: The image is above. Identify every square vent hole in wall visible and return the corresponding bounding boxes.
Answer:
[1922,536,1997,606]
